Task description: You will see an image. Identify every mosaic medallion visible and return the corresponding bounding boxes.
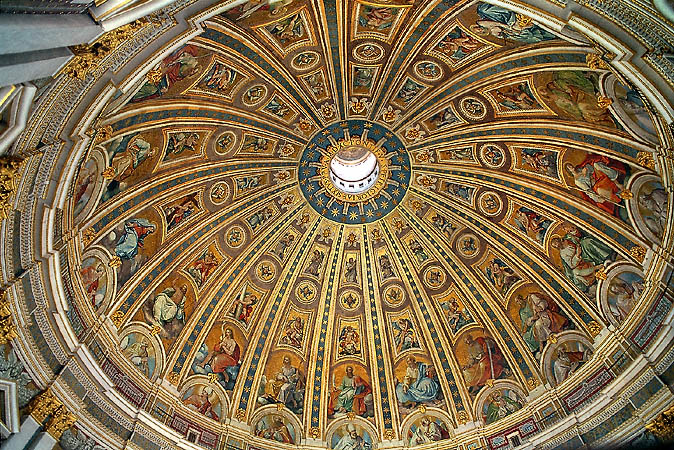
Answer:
[298,120,411,224]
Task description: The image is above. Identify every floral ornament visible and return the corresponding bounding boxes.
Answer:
[295,211,312,228]
[274,170,291,183]
[280,143,297,157]
[320,102,336,120]
[381,105,401,123]
[371,228,382,243]
[409,198,424,212]
[415,174,437,190]
[346,232,359,247]
[295,117,316,136]
[414,149,435,164]
[318,227,334,243]
[404,123,425,142]
[349,97,370,115]
[280,193,295,209]
[391,215,406,231]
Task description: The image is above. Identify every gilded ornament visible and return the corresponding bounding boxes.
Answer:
[645,403,674,442]
[64,19,149,80]
[150,325,161,336]
[321,103,336,119]
[485,379,495,388]
[296,118,315,136]
[234,408,246,421]
[349,97,369,115]
[276,402,285,411]
[417,404,427,414]
[383,429,395,440]
[0,157,22,221]
[515,13,533,28]
[167,371,180,384]
[110,310,125,327]
[527,377,538,389]
[596,95,613,109]
[101,167,116,180]
[595,267,608,281]
[310,426,320,438]
[108,256,122,268]
[637,151,656,169]
[630,246,647,263]
[28,389,61,423]
[93,125,113,144]
[619,189,633,200]
[548,333,558,344]
[207,373,218,384]
[146,68,163,84]
[0,291,17,345]
[587,320,602,337]
[457,410,469,425]
[381,106,399,123]
[586,52,609,70]
[82,227,97,246]
[280,144,296,157]
[45,407,77,439]
[404,124,425,142]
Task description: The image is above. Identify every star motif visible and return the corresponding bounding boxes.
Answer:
[349,211,358,220]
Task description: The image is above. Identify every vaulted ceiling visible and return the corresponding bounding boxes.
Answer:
[5,0,674,449]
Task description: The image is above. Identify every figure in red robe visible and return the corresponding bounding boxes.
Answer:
[328,365,372,417]
[564,154,628,217]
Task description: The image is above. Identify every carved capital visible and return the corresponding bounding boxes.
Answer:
[0,156,22,221]
[0,291,17,345]
[27,389,62,424]
[646,403,674,442]
[63,19,149,80]
[45,407,77,439]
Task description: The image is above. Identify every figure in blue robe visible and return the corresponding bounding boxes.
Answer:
[115,218,156,260]
[396,359,441,405]
[473,3,557,44]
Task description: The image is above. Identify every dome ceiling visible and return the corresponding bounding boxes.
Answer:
[16,0,673,449]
